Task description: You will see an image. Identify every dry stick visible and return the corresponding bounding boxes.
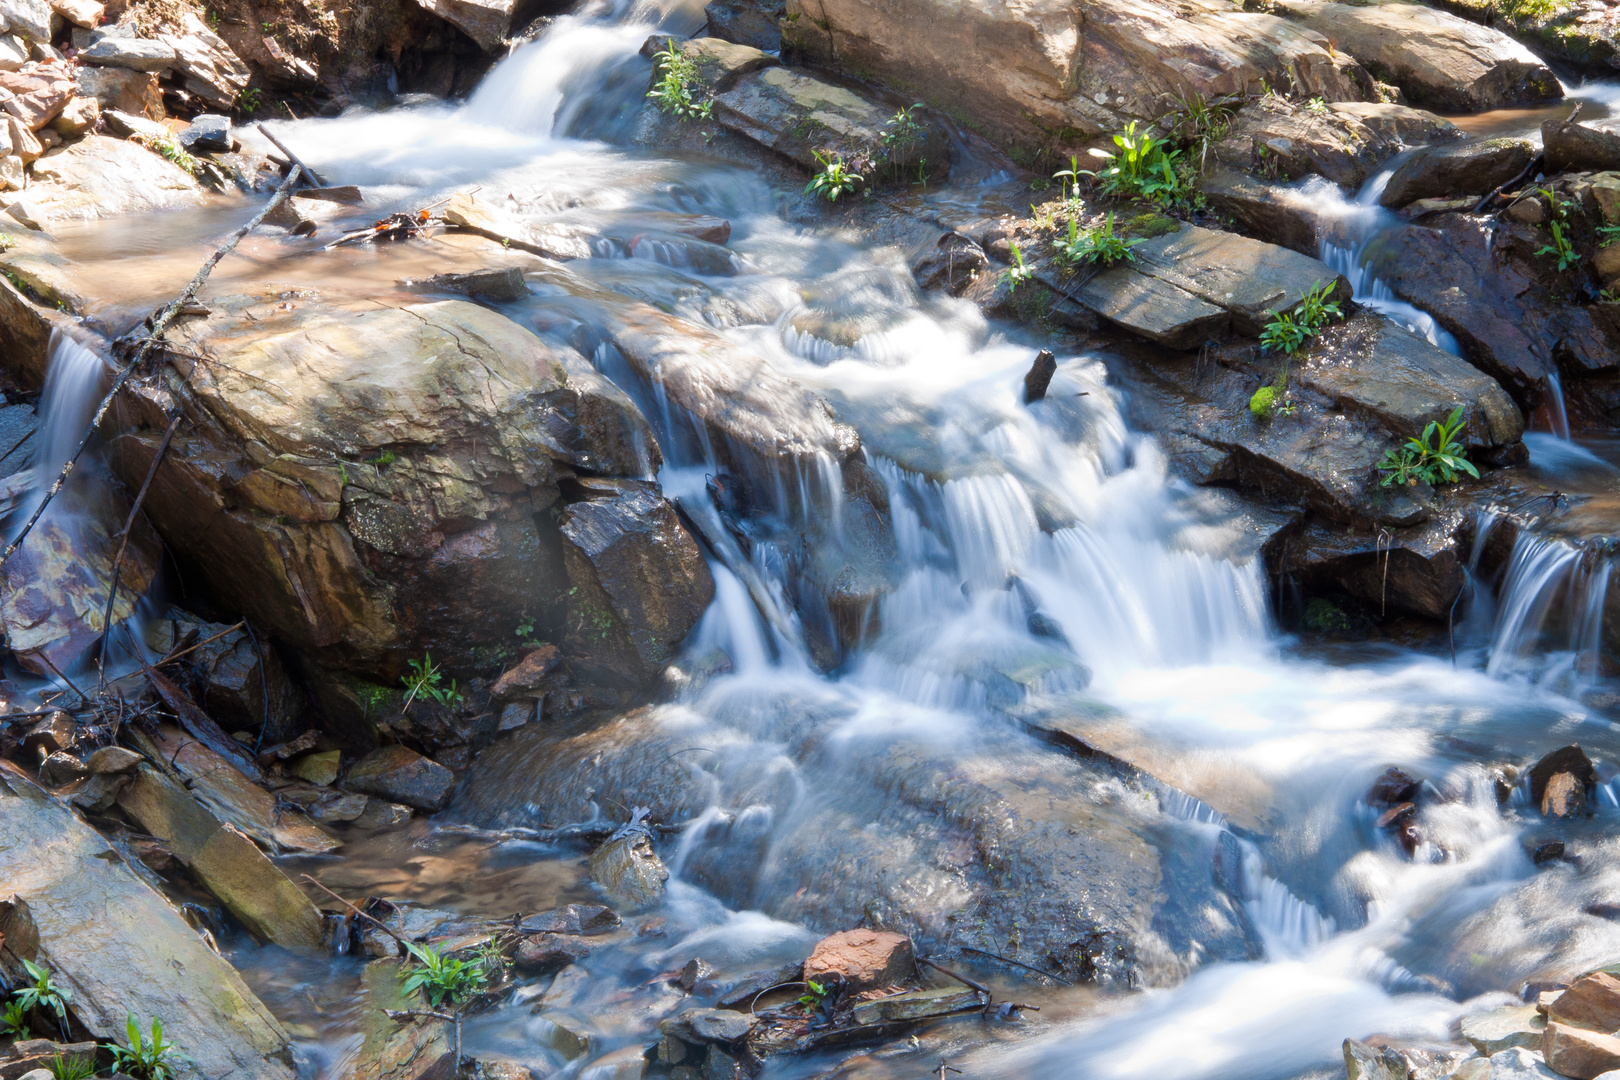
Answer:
[958,946,1074,986]
[916,957,993,996]
[256,125,326,187]
[0,164,306,569]
[299,873,410,944]
[157,619,247,667]
[35,649,89,705]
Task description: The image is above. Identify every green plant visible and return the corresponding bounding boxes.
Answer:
[367,450,395,468]
[1,1000,29,1040]
[515,619,542,647]
[805,151,861,201]
[881,103,924,152]
[1054,211,1143,267]
[51,1053,94,1080]
[1249,384,1280,418]
[474,939,508,981]
[401,941,487,1007]
[1537,219,1579,272]
[1302,96,1329,116]
[237,87,260,114]
[400,652,464,710]
[357,683,391,717]
[1304,598,1351,633]
[104,1015,184,1080]
[1377,406,1480,488]
[14,958,71,1035]
[797,979,830,1008]
[1294,279,1344,329]
[131,133,199,177]
[1053,153,1084,205]
[1081,121,1187,206]
[647,40,712,121]
[1259,309,1310,355]
[1161,89,1235,172]
[1002,240,1034,291]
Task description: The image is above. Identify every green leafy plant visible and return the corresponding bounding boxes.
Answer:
[515,619,542,648]
[1536,219,1578,272]
[1,1000,29,1040]
[51,1053,94,1080]
[1377,406,1480,488]
[1054,211,1144,267]
[797,979,830,1008]
[237,87,260,114]
[1162,89,1234,173]
[1304,598,1351,633]
[1083,121,1187,206]
[14,958,71,1035]
[130,133,199,177]
[805,151,861,201]
[881,103,924,152]
[367,450,395,468]
[474,939,508,982]
[357,683,391,718]
[1259,280,1342,355]
[401,941,487,1007]
[1302,96,1329,116]
[400,652,464,710]
[104,1015,184,1080]
[646,40,713,122]
[1294,279,1344,329]
[1599,224,1620,248]
[1053,153,1084,205]
[1001,240,1034,291]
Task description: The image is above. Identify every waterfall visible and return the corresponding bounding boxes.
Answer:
[1486,532,1611,684]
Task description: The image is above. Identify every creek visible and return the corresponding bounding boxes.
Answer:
[19,1,1620,1077]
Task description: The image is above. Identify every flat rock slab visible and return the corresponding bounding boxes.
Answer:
[1276,0,1560,112]
[1462,1004,1546,1055]
[26,134,204,222]
[1075,266,1229,351]
[0,761,294,1080]
[640,34,776,95]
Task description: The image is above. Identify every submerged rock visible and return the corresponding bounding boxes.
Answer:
[1529,746,1595,820]
[588,818,669,909]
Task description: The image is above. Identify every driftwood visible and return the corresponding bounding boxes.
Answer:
[0,163,307,568]
[256,125,326,187]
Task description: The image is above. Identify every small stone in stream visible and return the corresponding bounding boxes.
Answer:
[1376,801,1415,829]
[515,933,591,974]
[308,791,368,824]
[1531,746,1594,808]
[79,36,175,70]
[1462,1004,1545,1055]
[717,961,804,1009]
[850,986,983,1025]
[1343,1037,1405,1080]
[705,1045,744,1080]
[1544,772,1588,819]
[492,645,560,700]
[1587,903,1620,920]
[355,798,413,828]
[576,1045,646,1080]
[522,904,621,936]
[1022,349,1056,404]
[1545,1021,1620,1078]
[679,958,713,992]
[127,835,177,871]
[658,1036,692,1065]
[498,701,534,731]
[588,827,669,908]
[804,929,916,993]
[660,1008,755,1044]
[1550,972,1620,1033]
[1526,838,1566,865]
[344,744,455,811]
[38,750,84,786]
[1488,1048,1559,1080]
[409,268,529,303]
[178,112,229,152]
[258,728,320,764]
[1367,766,1421,807]
[292,185,363,204]
[68,771,127,812]
[85,746,142,773]
[22,711,73,755]
[290,749,341,786]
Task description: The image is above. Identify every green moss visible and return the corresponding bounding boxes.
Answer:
[1249,385,1279,417]
[1304,598,1351,633]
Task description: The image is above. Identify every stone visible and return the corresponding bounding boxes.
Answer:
[47,0,99,27]
[1075,266,1227,351]
[0,34,21,71]
[0,153,19,190]
[407,267,528,302]
[514,932,591,973]
[491,645,560,700]
[6,115,34,162]
[290,750,341,786]
[679,957,713,991]
[849,987,983,1025]
[441,192,595,259]
[412,0,530,52]
[179,111,230,153]
[74,67,162,120]
[711,65,946,176]
[354,960,452,1080]
[1381,139,1536,208]
[1531,746,1595,818]
[1545,772,1587,818]
[1551,973,1620,1032]
[21,711,73,755]
[355,799,413,828]
[1215,97,1461,189]
[78,36,174,70]
[1463,1005,1547,1055]
[1274,0,1560,111]
[172,615,302,740]
[704,0,782,50]
[37,749,85,786]
[498,702,534,730]
[577,1047,645,1080]
[1344,1039,1407,1080]
[1545,1022,1620,1079]
[1024,349,1057,404]
[308,791,368,823]
[28,135,202,221]
[1,80,64,133]
[1541,991,1566,1015]
[116,762,328,949]
[1544,119,1620,176]
[7,1045,98,1080]
[1368,767,1420,807]
[46,94,95,136]
[1489,1047,1560,1080]
[344,746,455,812]
[0,0,48,42]
[704,1045,742,1080]
[804,929,915,993]
[67,772,126,812]
[533,1011,593,1059]
[660,1009,755,1044]
[156,12,249,110]
[521,904,621,935]
[641,34,775,97]
[99,106,167,140]
[588,826,669,908]
[0,760,295,1078]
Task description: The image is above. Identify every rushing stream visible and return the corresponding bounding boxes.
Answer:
[26,1,1620,1077]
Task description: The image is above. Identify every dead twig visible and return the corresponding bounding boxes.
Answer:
[97,410,183,680]
[958,946,1074,986]
[256,125,326,187]
[917,957,992,996]
[0,165,306,568]
[935,1061,961,1080]
[299,874,409,945]
[34,649,89,706]
[158,620,246,666]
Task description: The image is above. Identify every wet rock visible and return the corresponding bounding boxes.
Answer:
[911,232,987,295]
[1074,266,1227,351]
[179,112,230,153]
[1464,1004,1547,1055]
[406,267,528,303]
[716,962,804,1008]
[290,750,341,786]
[3,1043,98,1080]
[1544,118,1620,175]
[1530,746,1596,820]
[848,986,983,1025]
[1215,97,1461,189]
[1526,837,1566,865]
[1551,972,1620,1032]
[0,760,296,1077]
[704,0,782,51]
[1381,139,1536,208]
[308,790,368,823]
[356,799,413,828]
[441,192,595,259]
[576,1046,646,1080]
[37,749,84,785]
[345,745,455,812]
[21,711,72,756]
[1345,1038,1407,1080]
[521,904,620,935]
[1545,1022,1620,1078]
[1023,349,1057,405]
[640,34,776,96]
[1368,767,1421,807]
[491,645,560,701]
[660,1008,755,1043]
[678,957,713,991]
[803,929,915,993]
[514,932,591,974]
[79,36,175,70]
[588,822,669,908]
[172,613,302,741]
[117,762,328,949]
[67,771,127,812]
[1275,0,1560,111]
[354,959,453,1080]
[710,65,946,176]
[1284,515,1467,621]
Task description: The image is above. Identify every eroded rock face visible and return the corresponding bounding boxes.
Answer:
[1214,98,1462,189]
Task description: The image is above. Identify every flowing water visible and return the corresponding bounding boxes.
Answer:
[28,3,1620,1077]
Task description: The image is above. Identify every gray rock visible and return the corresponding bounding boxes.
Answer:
[588,825,669,908]
[409,267,528,302]
[79,36,176,71]
[39,749,86,786]
[1074,266,1228,351]
[1214,98,1462,189]
[659,1008,756,1044]
[178,112,230,153]
[0,0,50,43]
[1345,1038,1407,1080]
[1462,1005,1546,1056]
[1489,1046,1560,1079]
[1380,139,1536,208]
[1543,117,1620,175]
[156,13,249,110]
[704,0,782,51]
[344,745,456,812]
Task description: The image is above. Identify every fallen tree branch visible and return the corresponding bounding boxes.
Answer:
[958,946,1074,986]
[0,164,306,568]
[299,874,409,945]
[157,619,246,666]
[917,957,992,996]
[97,410,183,661]
[256,125,326,187]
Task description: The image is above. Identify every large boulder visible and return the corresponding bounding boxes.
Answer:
[1380,138,1536,208]
[780,0,1375,149]
[1214,97,1462,188]
[413,0,551,52]
[1543,117,1620,175]
[26,135,205,222]
[1274,0,1561,112]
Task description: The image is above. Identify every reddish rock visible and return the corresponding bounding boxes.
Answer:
[1551,972,1620,1033]
[1545,1021,1620,1078]
[1367,766,1420,807]
[491,645,560,701]
[85,746,143,773]
[1544,772,1587,819]
[802,929,916,993]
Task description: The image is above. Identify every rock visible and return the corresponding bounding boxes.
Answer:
[1544,119,1620,176]
[557,479,714,686]
[588,825,669,908]
[640,34,775,97]
[116,762,328,949]
[37,750,85,785]
[0,35,21,71]
[6,115,35,162]
[27,135,202,221]
[74,67,162,119]
[576,1047,645,1080]
[1550,973,1620,1032]
[412,0,533,52]
[660,1009,755,1044]
[514,932,591,973]
[1274,0,1560,111]
[155,12,249,110]
[290,750,341,786]
[780,0,1372,149]
[99,106,168,140]
[179,112,230,153]
[1464,1005,1547,1055]
[1530,746,1595,819]
[171,614,302,741]
[1489,1047,1560,1080]
[0,760,296,1078]
[678,957,713,991]
[308,791,368,823]
[354,960,452,1080]
[355,799,413,828]
[0,0,48,43]
[21,711,73,755]
[441,192,595,259]
[85,745,142,773]
[1381,139,1536,208]
[1215,97,1461,189]
[1368,767,1420,807]
[1074,266,1226,350]
[703,1045,743,1079]
[1203,167,1329,255]
[532,1011,594,1059]
[1023,349,1057,404]
[344,745,455,812]
[803,929,915,993]
[407,267,528,302]
[46,94,95,137]
[1546,1022,1620,1079]
[520,904,621,935]
[848,987,983,1025]
[492,644,561,700]
[704,0,782,51]
[79,36,175,70]
[1344,1039,1408,1080]
[5,1045,99,1080]
[911,232,986,294]
[15,1070,54,1080]
[47,0,99,27]
[716,962,805,1009]
[0,74,67,133]
[710,65,946,175]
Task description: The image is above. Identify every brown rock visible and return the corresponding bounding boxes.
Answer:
[1368,767,1421,807]
[514,932,591,974]
[1550,972,1620,1033]
[344,745,455,812]
[73,67,163,121]
[1532,746,1595,809]
[355,799,413,828]
[290,749,341,786]
[47,94,95,136]
[491,644,560,700]
[802,929,916,992]
[1544,771,1587,818]
[21,711,73,756]
[1545,1021,1620,1078]
[38,750,85,786]
[1544,118,1620,175]
[85,745,143,773]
